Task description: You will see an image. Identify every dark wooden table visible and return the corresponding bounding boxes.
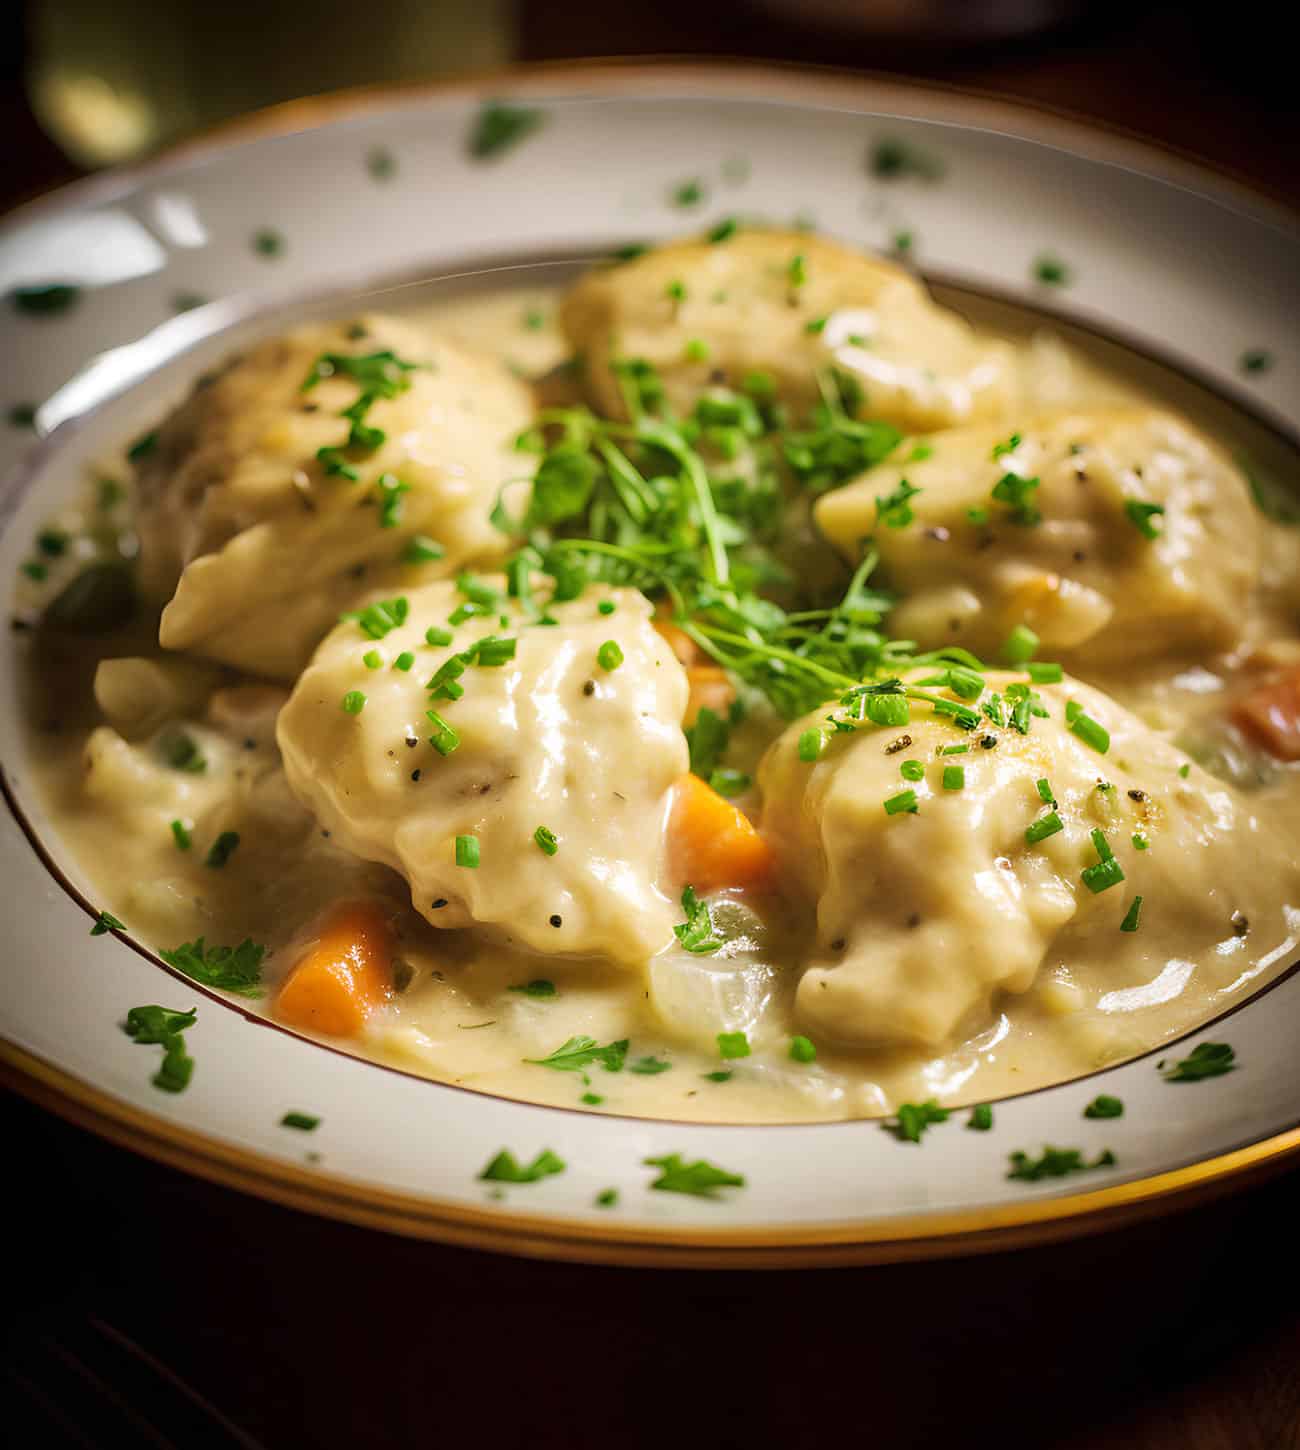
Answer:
[4,3,1298,1446]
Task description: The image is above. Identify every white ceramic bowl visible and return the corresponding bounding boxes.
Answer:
[2,63,1297,1266]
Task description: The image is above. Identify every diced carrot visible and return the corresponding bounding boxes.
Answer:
[669,772,775,893]
[654,615,702,667]
[1232,666,1300,761]
[275,901,395,1037]
[685,665,736,727]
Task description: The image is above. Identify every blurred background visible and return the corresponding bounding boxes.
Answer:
[1,0,1297,212]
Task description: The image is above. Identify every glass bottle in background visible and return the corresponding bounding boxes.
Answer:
[26,0,519,167]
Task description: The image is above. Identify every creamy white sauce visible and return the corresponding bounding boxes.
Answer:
[18,261,1300,1124]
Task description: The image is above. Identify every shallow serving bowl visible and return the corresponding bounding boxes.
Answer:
[1,62,1297,1267]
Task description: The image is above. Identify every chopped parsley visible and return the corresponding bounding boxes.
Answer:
[703,1070,732,1083]
[158,938,265,996]
[253,229,284,258]
[1159,1042,1235,1082]
[869,138,944,181]
[405,535,444,564]
[367,147,396,180]
[991,470,1042,526]
[716,1031,751,1060]
[123,1005,196,1093]
[90,909,125,937]
[468,102,545,159]
[204,831,240,869]
[671,179,706,208]
[596,1188,619,1207]
[1084,1094,1123,1119]
[887,1100,950,1143]
[643,1153,745,1198]
[628,1055,672,1075]
[160,732,205,774]
[968,1103,993,1131]
[674,885,723,954]
[1240,349,1273,375]
[509,978,558,998]
[525,1035,628,1078]
[1008,1146,1115,1181]
[686,706,730,780]
[478,1148,565,1183]
[876,479,920,529]
[281,1112,320,1131]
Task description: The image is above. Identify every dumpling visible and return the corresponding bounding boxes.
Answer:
[758,668,1296,1049]
[559,229,1015,430]
[276,578,689,964]
[815,408,1260,665]
[135,314,534,680]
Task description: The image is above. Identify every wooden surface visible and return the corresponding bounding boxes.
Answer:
[3,3,1299,1446]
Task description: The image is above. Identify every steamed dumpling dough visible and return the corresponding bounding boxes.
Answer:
[759,670,1298,1049]
[277,579,689,964]
[135,314,534,680]
[560,229,1015,429]
[816,408,1260,665]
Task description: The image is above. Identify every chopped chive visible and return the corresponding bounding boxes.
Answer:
[426,709,460,756]
[534,826,558,856]
[684,338,710,362]
[789,1035,816,1063]
[21,561,47,581]
[941,743,970,755]
[170,819,191,851]
[363,649,383,670]
[1124,499,1165,539]
[942,765,965,791]
[1002,624,1039,666]
[717,1031,751,1060]
[703,1071,732,1083]
[804,316,827,335]
[1069,710,1110,754]
[798,729,824,762]
[1027,661,1064,684]
[205,831,240,869]
[596,1188,619,1207]
[1036,777,1055,803]
[968,1103,993,1131]
[1120,895,1143,932]
[709,768,751,797]
[425,626,453,647]
[1025,811,1064,844]
[455,834,480,868]
[1082,829,1125,894]
[900,758,924,781]
[597,599,616,616]
[393,651,414,671]
[672,179,706,208]
[1033,253,1070,286]
[281,1111,320,1131]
[597,640,623,671]
[341,690,366,714]
[404,535,444,564]
[707,217,738,243]
[1132,832,1150,851]
[883,789,918,816]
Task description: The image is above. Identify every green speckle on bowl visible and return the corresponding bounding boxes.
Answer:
[171,292,208,313]
[467,102,545,160]
[253,229,285,258]
[7,403,37,430]
[869,138,944,182]
[367,147,397,180]
[10,283,80,316]
[1033,253,1071,287]
[1240,348,1274,375]
[671,178,707,209]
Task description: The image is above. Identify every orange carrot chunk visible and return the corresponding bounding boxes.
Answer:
[684,664,736,728]
[654,617,701,668]
[275,901,395,1037]
[670,772,774,894]
[1232,666,1300,761]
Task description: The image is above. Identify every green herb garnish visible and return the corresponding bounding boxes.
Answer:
[123,1005,196,1093]
[479,1148,565,1183]
[643,1153,745,1197]
[158,938,265,996]
[1159,1042,1235,1082]
[887,1100,950,1143]
[674,886,723,954]
[1008,1146,1115,1181]
[1084,1094,1123,1119]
